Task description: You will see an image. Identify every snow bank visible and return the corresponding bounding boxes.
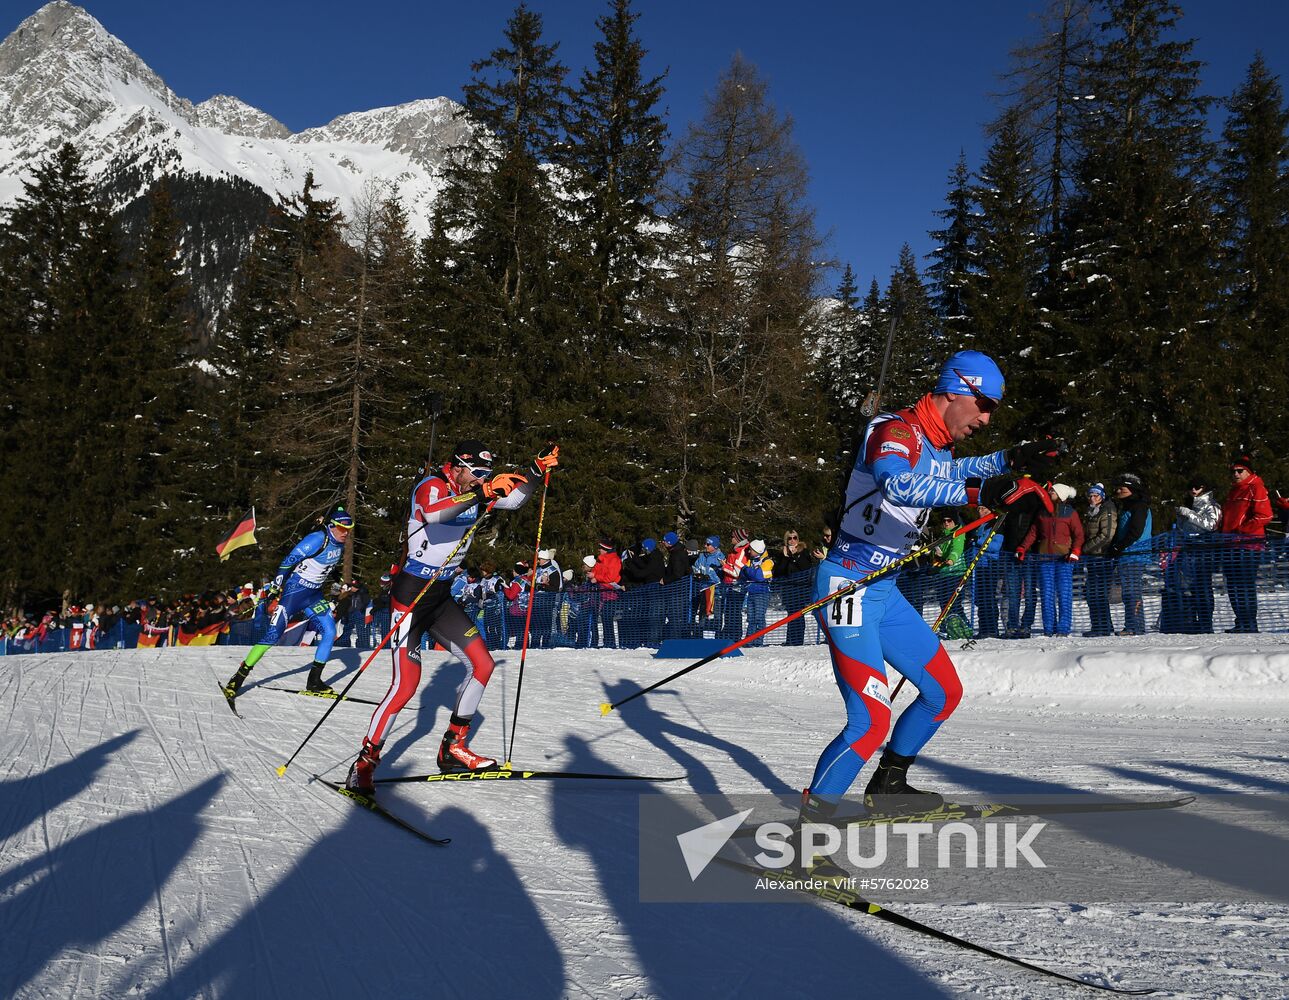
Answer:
[690,633,1289,719]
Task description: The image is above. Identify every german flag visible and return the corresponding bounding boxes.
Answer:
[177,621,226,646]
[137,623,168,648]
[216,508,257,562]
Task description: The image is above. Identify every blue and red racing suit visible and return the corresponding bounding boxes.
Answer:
[810,394,1009,797]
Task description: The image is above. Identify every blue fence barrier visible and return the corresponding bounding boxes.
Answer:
[4,532,1286,657]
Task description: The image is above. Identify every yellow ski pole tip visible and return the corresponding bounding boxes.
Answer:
[275,765,287,778]
[599,702,613,717]
[501,761,512,771]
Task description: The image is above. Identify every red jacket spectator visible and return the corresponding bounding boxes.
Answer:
[721,528,751,583]
[1220,457,1272,547]
[590,546,622,601]
[1019,502,1085,558]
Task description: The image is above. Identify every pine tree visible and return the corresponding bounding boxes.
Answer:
[1216,54,1289,485]
[207,189,303,535]
[119,180,206,593]
[342,185,431,583]
[439,4,567,316]
[926,152,975,344]
[663,54,837,531]
[0,143,130,602]
[66,207,139,598]
[857,276,889,407]
[815,263,888,484]
[965,107,1046,443]
[200,173,351,582]
[264,181,356,545]
[881,244,938,409]
[817,263,863,414]
[1057,0,1221,495]
[997,0,1096,280]
[560,0,668,344]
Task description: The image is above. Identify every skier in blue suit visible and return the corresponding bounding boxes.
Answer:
[809,351,1059,817]
[223,509,355,701]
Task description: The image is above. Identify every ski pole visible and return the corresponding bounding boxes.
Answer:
[859,304,901,419]
[891,512,1005,703]
[505,462,553,767]
[600,511,996,717]
[425,392,442,473]
[276,500,497,777]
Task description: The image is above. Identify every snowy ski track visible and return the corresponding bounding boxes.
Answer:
[2,636,1287,999]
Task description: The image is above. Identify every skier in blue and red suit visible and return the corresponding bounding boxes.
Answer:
[809,351,1061,815]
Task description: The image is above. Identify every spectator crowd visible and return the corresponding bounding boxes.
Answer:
[5,455,1288,654]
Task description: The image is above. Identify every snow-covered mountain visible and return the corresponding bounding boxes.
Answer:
[0,1,471,230]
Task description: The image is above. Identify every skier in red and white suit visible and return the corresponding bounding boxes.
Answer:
[346,440,559,794]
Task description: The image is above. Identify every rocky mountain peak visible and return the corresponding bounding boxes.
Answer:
[292,96,469,171]
[194,95,290,140]
[0,1,193,143]
[0,2,469,238]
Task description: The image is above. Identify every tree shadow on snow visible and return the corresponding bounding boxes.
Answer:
[157,797,565,1000]
[549,734,952,999]
[0,730,140,843]
[0,775,224,998]
[918,756,1289,902]
[1091,762,1289,900]
[1141,757,1289,797]
[599,678,794,796]
[915,754,1101,796]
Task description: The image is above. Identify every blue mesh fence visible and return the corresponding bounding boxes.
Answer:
[4,532,1286,656]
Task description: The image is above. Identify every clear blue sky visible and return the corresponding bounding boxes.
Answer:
[22,0,1289,293]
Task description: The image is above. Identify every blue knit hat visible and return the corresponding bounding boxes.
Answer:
[705,535,720,547]
[662,531,679,546]
[641,538,657,553]
[933,350,1005,402]
[1088,483,1105,499]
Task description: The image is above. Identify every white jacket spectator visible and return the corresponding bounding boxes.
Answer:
[1176,483,1221,537]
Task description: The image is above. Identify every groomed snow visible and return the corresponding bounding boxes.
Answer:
[2,635,1287,998]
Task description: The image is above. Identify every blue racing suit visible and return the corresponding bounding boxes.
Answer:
[810,394,1009,796]
[260,528,345,660]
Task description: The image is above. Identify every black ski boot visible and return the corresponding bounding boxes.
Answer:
[863,748,943,816]
[793,790,848,882]
[223,661,251,701]
[305,660,335,695]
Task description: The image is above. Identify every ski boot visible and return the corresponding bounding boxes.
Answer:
[345,739,383,797]
[305,660,335,696]
[223,661,251,702]
[863,748,943,816]
[793,789,849,883]
[437,716,498,773]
